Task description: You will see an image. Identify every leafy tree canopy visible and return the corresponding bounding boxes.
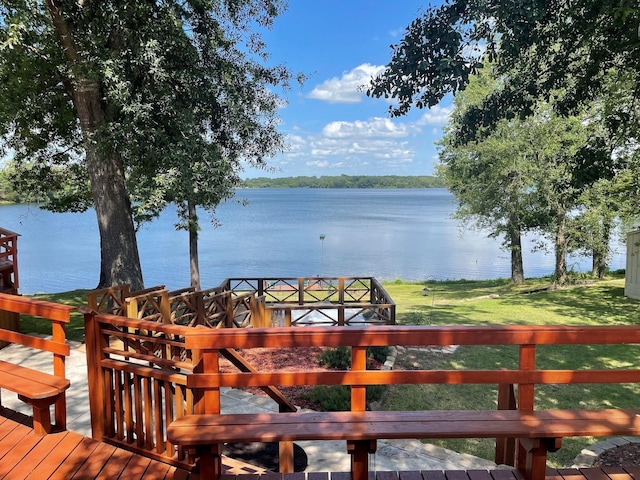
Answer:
[242,175,445,189]
[367,0,640,141]
[0,0,299,288]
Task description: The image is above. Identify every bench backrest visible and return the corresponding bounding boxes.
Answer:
[0,292,73,427]
[182,324,640,414]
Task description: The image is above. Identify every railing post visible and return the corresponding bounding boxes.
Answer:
[495,382,517,466]
[339,277,345,304]
[160,290,171,324]
[82,307,106,440]
[516,344,536,471]
[298,278,305,304]
[195,290,206,326]
[351,345,367,412]
[51,317,67,429]
[224,292,234,328]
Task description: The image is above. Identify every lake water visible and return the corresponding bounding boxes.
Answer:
[0,188,626,294]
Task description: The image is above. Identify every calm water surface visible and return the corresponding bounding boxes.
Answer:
[0,189,626,293]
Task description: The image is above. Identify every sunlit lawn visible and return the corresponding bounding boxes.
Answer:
[382,274,640,466]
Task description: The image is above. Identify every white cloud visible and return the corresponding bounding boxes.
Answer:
[258,110,444,177]
[417,105,453,126]
[323,117,410,139]
[308,63,386,104]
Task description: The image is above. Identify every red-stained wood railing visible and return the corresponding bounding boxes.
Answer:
[175,324,640,478]
[0,292,73,431]
[81,305,293,471]
[87,276,394,330]
[82,309,197,469]
[0,228,19,292]
[81,310,640,477]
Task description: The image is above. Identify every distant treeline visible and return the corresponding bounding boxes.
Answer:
[241,175,445,189]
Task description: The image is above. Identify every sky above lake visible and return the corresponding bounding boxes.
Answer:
[244,1,451,179]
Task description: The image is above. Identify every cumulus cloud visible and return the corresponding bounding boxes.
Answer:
[308,63,386,104]
[417,105,453,126]
[262,111,443,176]
[323,117,410,139]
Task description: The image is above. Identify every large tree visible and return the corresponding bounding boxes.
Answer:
[367,0,639,137]
[0,1,295,290]
[437,66,537,283]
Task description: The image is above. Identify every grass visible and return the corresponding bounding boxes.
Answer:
[382,273,640,466]
[19,289,90,343]
[11,272,640,467]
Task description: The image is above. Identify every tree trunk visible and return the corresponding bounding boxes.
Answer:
[85,144,144,290]
[508,222,525,284]
[592,220,611,279]
[554,211,568,285]
[188,201,201,290]
[46,1,144,290]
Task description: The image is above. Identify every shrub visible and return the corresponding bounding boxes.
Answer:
[317,346,390,369]
[318,346,351,369]
[367,346,390,363]
[303,385,351,411]
[302,385,388,411]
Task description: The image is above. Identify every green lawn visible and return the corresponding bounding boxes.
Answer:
[14,273,640,467]
[382,274,640,467]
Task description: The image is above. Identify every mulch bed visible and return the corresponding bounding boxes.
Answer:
[594,443,640,467]
[219,346,382,409]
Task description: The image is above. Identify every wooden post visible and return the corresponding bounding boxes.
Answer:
[82,308,106,440]
[351,346,367,412]
[51,318,67,429]
[347,440,376,480]
[495,382,516,465]
[519,437,562,480]
[517,344,536,471]
[298,278,305,305]
[279,439,294,474]
[223,292,234,328]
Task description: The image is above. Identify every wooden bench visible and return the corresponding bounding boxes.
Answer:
[168,408,640,480]
[0,359,70,435]
[0,292,73,435]
[162,325,640,480]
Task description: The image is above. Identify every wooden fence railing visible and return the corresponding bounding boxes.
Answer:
[0,293,73,431]
[83,310,197,469]
[0,228,19,292]
[88,276,394,330]
[223,277,396,326]
[173,324,640,480]
[80,315,640,477]
[87,284,265,328]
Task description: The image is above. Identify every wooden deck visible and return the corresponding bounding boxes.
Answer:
[2,406,639,480]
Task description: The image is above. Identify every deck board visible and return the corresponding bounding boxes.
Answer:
[2,411,639,480]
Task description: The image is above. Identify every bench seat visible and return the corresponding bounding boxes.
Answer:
[168,408,640,480]
[0,359,70,435]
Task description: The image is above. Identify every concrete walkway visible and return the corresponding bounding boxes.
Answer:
[0,341,497,473]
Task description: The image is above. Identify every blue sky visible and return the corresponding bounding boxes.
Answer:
[244,1,452,179]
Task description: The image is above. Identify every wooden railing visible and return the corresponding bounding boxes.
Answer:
[80,315,640,475]
[0,293,73,430]
[88,276,392,329]
[87,284,265,328]
[223,277,396,326]
[83,310,197,469]
[0,228,19,292]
